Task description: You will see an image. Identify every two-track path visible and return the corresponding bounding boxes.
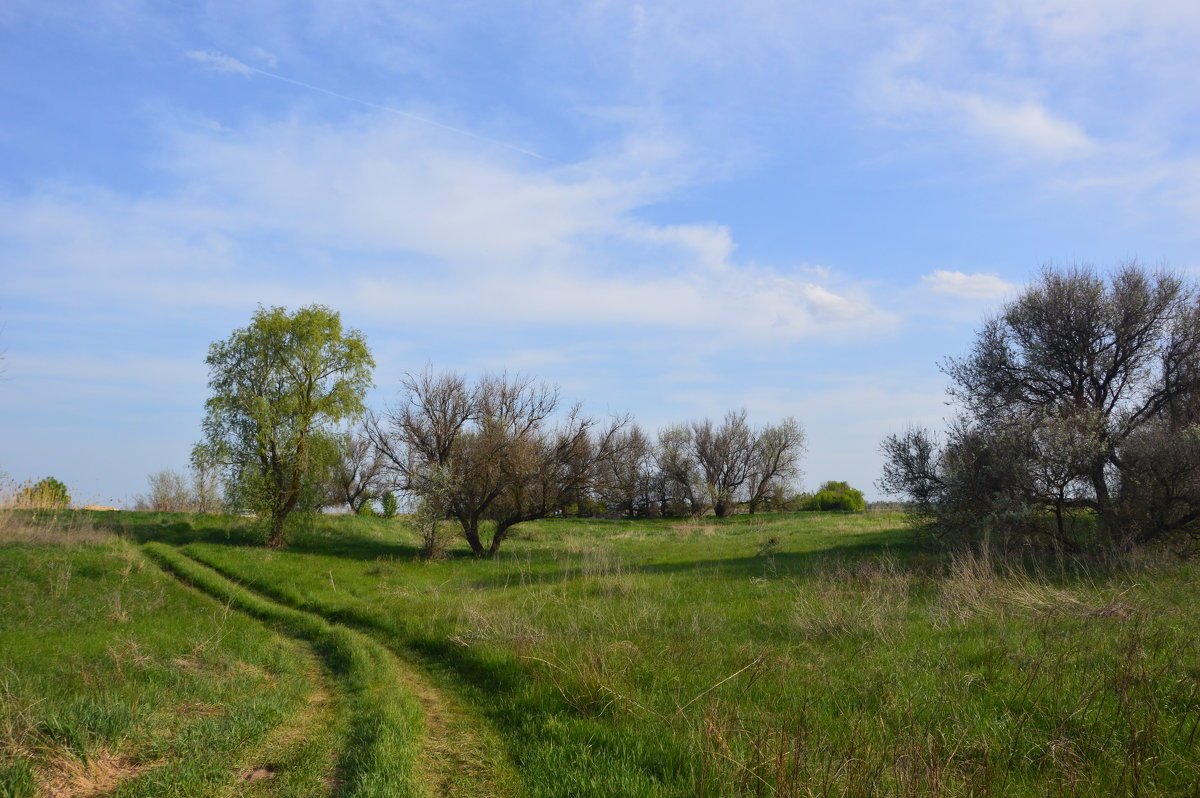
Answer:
[148,545,521,798]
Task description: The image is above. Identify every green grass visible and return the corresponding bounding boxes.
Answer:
[0,520,328,797]
[165,511,1200,797]
[7,509,1200,796]
[144,544,424,798]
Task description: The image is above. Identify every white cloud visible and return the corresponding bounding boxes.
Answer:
[248,46,278,68]
[954,93,1095,159]
[185,49,253,76]
[863,31,1097,161]
[922,270,1017,300]
[627,223,736,273]
[2,113,896,346]
[858,0,1200,221]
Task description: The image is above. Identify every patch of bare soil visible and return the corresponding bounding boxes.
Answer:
[239,766,277,782]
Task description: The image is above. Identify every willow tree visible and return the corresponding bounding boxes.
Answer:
[199,305,373,547]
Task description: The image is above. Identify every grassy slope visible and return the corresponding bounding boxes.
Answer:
[178,512,1200,797]
[7,510,1200,796]
[0,528,328,797]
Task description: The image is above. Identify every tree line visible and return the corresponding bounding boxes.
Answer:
[164,261,1200,558]
[180,305,808,553]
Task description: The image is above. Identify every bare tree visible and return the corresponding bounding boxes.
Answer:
[691,410,755,517]
[745,417,806,514]
[373,368,625,556]
[328,422,385,513]
[656,423,706,516]
[594,424,655,518]
[135,469,193,512]
[657,412,805,518]
[133,456,225,513]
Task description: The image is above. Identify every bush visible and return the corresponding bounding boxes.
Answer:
[381,490,399,519]
[14,477,70,509]
[803,481,865,512]
[133,469,192,512]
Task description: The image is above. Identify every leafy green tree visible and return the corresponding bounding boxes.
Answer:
[198,305,373,547]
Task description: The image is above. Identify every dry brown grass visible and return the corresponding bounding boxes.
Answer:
[38,750,144,798]
[789,556,915,642]
[0,517,113,546]
[0,478,113,546]
[670,522,717,537]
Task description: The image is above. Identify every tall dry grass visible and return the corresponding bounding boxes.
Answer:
[0,479,112,546]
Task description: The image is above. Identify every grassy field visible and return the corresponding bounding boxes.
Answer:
[0,514,340,797]
[3,509,1199,796]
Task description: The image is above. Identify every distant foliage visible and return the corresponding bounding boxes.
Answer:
[380,490,399,519]
[133,459,226,514]
[412,466,457,559]
[804,481,866,511]
[134,469,192,512]
[15,477,71,509]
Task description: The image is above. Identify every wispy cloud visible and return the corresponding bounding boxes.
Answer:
[185,49,253,76]
[922,270,1017,301]
[2,113,896,347]
[859,1,1200,222]
[954,93,1096,159]
[863,31,1097,162]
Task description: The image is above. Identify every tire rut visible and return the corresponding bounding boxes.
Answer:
[145,543,423,798]
[228,651,343,797]
[171,548,522,798]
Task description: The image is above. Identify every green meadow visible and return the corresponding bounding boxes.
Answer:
[3,509,1199,796]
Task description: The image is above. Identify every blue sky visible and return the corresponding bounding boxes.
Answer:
[3,1,1199,506]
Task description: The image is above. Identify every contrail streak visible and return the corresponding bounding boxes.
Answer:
[185,49,553,163]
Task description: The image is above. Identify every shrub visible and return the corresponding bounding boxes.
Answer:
[381,490,399,519]
[804,481,865,512]
[14,477,70,509]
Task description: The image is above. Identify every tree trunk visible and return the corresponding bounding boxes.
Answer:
[1090,464,1118,546]
[268,513,286,549]
[462,520,486,557]
[487,520,515,558]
